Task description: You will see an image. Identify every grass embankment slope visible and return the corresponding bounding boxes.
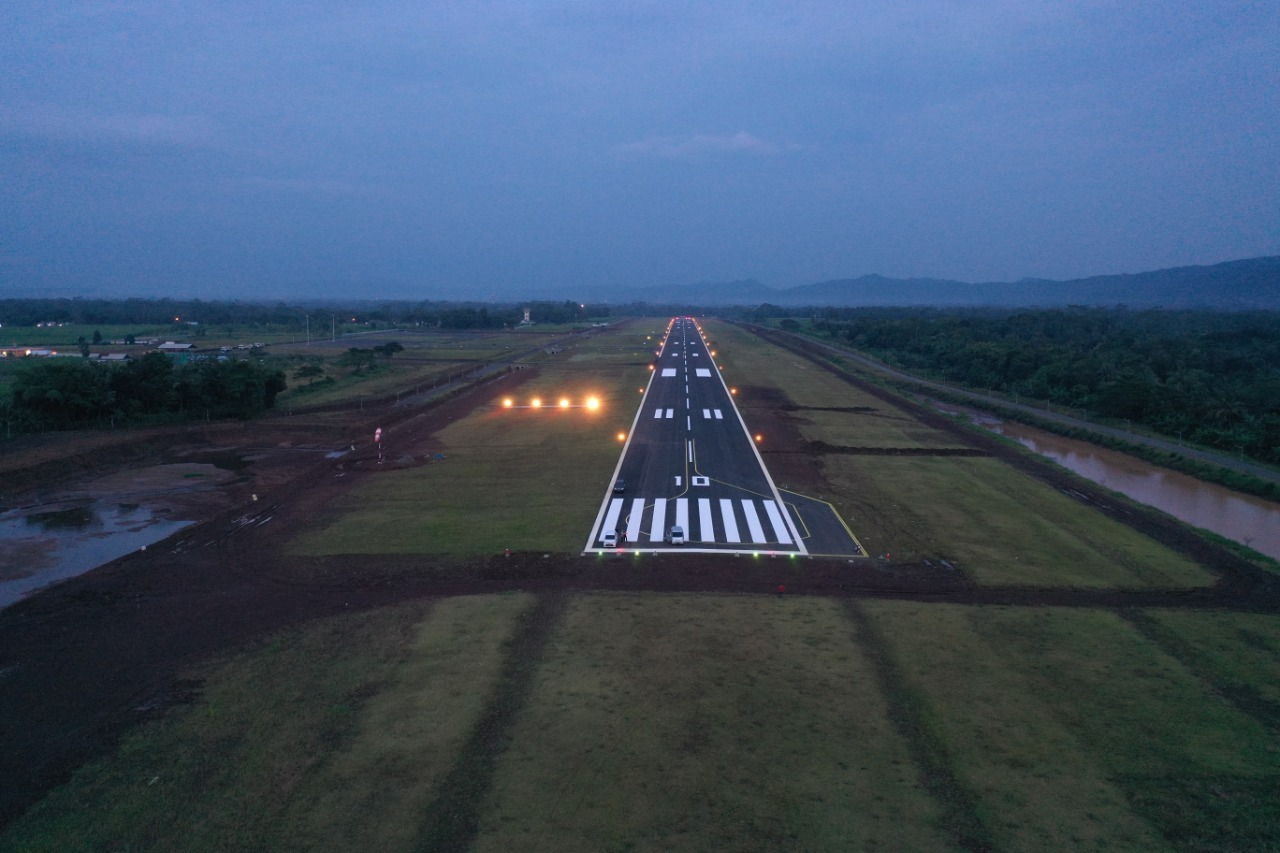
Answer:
[5,317,1277,851]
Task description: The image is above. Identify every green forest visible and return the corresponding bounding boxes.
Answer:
[805,308,1280,466]
[6,353,286,432]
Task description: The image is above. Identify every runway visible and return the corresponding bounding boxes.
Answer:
[586,317,808,555]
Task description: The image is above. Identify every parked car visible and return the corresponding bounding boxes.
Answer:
[668,525,685,545]
[601,530,618,548]
[613,479,626,493]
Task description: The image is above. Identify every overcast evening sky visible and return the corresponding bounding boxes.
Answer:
[2,2,1277,301]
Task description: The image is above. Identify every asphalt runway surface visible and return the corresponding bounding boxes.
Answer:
[588,317,859,556]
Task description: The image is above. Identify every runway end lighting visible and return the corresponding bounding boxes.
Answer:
[502,398,513,408]
[559,398,570,408]
[586,396,600,410]
[531,397,542,408]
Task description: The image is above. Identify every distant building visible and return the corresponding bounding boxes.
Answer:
[157,342,197,353]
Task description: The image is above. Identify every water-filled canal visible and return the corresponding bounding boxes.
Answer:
[941,408,1280,560]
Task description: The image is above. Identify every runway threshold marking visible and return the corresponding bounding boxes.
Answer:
[650,498,667,542]
[625,499,644,543]
[763,500,793,544]
[741,501,767,543]
[720,498,741,542]
[601,499,624,539]
[699,498,715,542]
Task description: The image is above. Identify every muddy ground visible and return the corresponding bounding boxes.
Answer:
[1,339,1278,829]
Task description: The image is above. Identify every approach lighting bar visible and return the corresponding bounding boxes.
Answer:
[499,395,603,410]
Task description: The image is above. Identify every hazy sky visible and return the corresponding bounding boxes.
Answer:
[2,2,1277,299]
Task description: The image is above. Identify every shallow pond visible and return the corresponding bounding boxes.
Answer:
[0,501,192,609]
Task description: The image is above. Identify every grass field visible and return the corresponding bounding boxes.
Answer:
[275,360,472,409]
[471,594,951,852]
[287,361,648,556]
[861,601,1280,851]
[825,455,1213,587]
[8,594,1277,851]
[2,595,534,851]
[6,317,1275,850]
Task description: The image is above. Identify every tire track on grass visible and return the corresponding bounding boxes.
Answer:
[844,600,997,853]
[1120,609,1280,733]
[415,592,567,852]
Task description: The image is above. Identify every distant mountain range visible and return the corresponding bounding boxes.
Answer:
[603,257,1280,310]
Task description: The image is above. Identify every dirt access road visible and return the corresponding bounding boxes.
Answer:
[1,327,1278,829]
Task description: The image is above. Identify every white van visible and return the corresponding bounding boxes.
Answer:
[668,526,685,545]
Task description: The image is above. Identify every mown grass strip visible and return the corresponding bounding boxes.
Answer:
[861,601,1173,851]
[472,593,953,852]
[415,592,568,852]
[844,600,995,852]
[1,602,434,851]
[1121,609,1280,732]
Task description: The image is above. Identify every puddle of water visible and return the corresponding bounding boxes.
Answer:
[932,401,1280,560]
[0,501,192,609]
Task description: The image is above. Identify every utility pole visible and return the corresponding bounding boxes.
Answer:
[331,315,336,341]
[306,314,310,344]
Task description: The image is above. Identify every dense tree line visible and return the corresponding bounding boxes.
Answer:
[0,298,610,332]
[804,308,1280,465]
[402,300,608,328]
[7,352,286,431]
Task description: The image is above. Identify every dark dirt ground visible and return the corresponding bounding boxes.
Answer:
[1,331,1278,829]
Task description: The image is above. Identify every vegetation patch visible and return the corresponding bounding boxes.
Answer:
[471,593,951,852]
[824,454,1212,587]
[864,601,1248,851]
[287,362,646,557]
[1,594,536,851]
